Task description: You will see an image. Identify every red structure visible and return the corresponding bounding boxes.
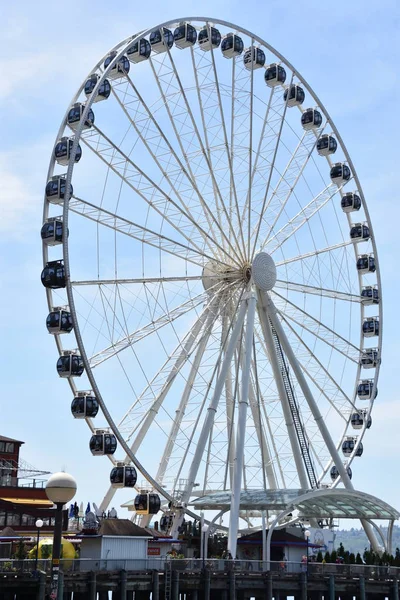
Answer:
[0,435,67,534]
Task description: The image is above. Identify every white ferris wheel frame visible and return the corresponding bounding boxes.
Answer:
[42,16,383,552]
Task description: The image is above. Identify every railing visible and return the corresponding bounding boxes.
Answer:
[0,558,398,580]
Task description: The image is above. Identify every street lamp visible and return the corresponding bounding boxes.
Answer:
[304,529,311,573]
[45,472,77,600]
[34,519,43,573]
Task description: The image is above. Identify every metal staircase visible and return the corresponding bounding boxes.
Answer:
[271,322,318,489]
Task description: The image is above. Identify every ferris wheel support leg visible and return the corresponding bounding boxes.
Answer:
[98,307,213,513]
[228,293,256,558]
[256,289,310,489]
[263,291,381,553]
[170,299,249,538]
[223,313,236,490]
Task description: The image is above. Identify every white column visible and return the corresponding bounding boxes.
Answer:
[228,294,256,557]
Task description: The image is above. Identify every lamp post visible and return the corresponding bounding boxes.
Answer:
[202,524,208,569]
[34,519,43,573]
[304,529,311,574]
[45,472,77,600]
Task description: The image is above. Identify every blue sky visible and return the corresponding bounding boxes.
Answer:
[1,0,399,526]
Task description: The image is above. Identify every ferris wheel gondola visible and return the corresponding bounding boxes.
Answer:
[41,16,382,555]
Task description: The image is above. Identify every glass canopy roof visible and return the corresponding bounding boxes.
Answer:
[190,488,399,520]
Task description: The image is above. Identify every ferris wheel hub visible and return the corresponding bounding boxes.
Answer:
[252,252,277,291]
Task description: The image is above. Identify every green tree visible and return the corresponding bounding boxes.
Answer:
[356,552,363,565]
[324,551,331,563]
[12,540,27,560]
[330,550,337,563]
[316,551,323,563]
[349,553,356,564]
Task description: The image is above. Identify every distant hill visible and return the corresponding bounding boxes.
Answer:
[334,525,400,555]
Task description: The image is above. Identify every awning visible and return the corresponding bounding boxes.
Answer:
[0,497,54,507]
[190,488,400,521]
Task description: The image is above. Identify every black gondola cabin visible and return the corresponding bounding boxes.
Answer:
[243,47,265,70]
[41,218,64,246]
[265,64,286,87]
[316,134,337,156]
[67,103,95,131]
[330,162,351,186]
[84,74,111,102]
[134,492,161,515]
[110,464,137,488]
[301,108,322,130]
[57,352,84,378]
[45,176,73,205]
[174,23,197,49]
[104,52,130,79]
[71,392,99,418]
[198,26,221,51]
[54,137,82,166]
[221,33,244,58]
[41,260,66,289]
[363,317,379,338]
[127,38,151,62]
[90,431,117,455]
[150,28,174,53]
[46,308,73,334]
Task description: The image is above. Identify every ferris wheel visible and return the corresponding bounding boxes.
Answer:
[41,17,382,553]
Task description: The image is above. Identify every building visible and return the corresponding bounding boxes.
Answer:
[237,528,321,565]
[0,435,67,536]
[79,519,152,569]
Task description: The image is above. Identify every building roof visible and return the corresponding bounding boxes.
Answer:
[98,519,152,537]
[0,435,24,444]
[0,526,20,539]
[190,488,400,521]
[238,529,320,548]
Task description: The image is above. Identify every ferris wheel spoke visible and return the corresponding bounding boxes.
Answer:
[251,126,327,257]
[256,290,310,489]
[80,125,241,267]
[263,182,345,254]
[276,240,353,267]
[89,287,213,369]
[148,52,244,265]
[250,73,293,257]
[69,195,226,268]
[111,74,225,260]
[274,280,361,302]
[240,87,286,225]
[117,296,223,438]
[278,312,356,414]
[72,276,204,286]
[189,40,246,258]
[273,290,360,362]
[246,39,255,254]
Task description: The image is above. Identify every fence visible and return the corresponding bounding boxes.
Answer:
[0,558,399,580]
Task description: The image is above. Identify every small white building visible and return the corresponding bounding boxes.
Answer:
[80,519,152,570]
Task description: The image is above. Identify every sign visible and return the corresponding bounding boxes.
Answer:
[148,546,161,556]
